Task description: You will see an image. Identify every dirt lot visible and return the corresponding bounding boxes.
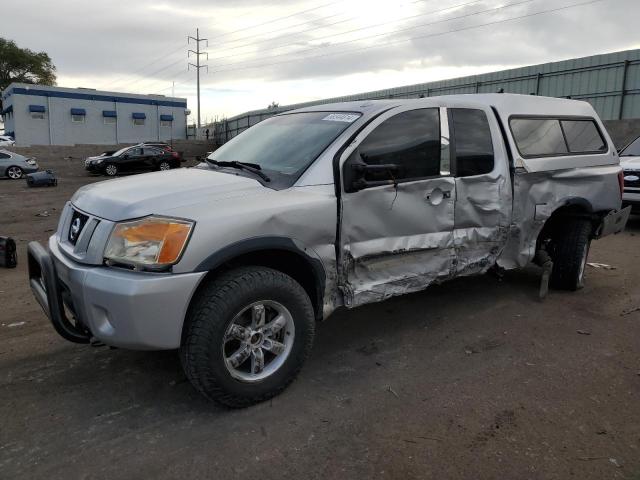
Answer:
[1,156,639,480]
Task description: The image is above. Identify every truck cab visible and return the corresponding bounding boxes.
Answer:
[28,94,630,407]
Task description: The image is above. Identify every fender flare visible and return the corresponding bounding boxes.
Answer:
[194,236,327,317]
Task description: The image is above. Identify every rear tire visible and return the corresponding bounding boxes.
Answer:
[549,218,592,291]
[158,161,171,171]
[180,266,315,408]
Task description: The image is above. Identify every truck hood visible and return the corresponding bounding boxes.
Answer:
[620,155,640,171]
[71,168,267,221]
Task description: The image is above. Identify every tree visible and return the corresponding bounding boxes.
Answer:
[0,38,56,93]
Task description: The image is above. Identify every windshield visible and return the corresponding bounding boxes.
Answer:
[208,112,360,182]
[111,147,131,157]
[621,136,640,157]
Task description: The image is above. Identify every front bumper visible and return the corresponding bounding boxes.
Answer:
[85,163,104,173]
[27,237,205,350]
[623,191,640,212]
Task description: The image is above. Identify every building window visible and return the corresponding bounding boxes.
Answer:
[104,116,117,125]
[31,112,45,120]
[160,120,172,127]
[71,114,85,123]
[132,112,146,126]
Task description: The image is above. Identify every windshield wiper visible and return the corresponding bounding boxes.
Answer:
[206,159,271,182]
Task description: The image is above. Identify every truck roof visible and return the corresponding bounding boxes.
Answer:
[286,93,598,119]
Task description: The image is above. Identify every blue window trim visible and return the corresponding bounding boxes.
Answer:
[7,87,187,108]
[132,112,146,119]
[70,108,86,116]
[29,105,46,113]
[102,110,117,117]
[160,114,174,121]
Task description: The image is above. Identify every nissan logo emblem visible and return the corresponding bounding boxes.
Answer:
[70,217,82,241]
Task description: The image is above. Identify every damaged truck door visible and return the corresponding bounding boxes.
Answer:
[339,106,456,306]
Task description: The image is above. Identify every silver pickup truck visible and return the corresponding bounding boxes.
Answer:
[28,94,630,407]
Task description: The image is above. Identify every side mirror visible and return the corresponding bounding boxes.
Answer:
[347,162,401,192]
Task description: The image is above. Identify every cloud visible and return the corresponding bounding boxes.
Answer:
[2,0,638,119]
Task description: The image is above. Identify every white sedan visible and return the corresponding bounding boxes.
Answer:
[0,135,15,147]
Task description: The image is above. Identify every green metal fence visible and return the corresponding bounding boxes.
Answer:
[215,48,640,144]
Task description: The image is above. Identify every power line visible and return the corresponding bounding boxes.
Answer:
[206,0,607,76]
[207,0,488,63]
[208,0,540,71]
[203,0,344,42]
[99,42,188,90]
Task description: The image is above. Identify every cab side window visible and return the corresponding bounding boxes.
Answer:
[450,108,494,177]
[357,108,441,180]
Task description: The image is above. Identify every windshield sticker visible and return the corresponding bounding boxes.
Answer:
[322,113,360,123]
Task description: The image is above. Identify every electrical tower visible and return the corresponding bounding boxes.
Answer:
[188,28,208,129]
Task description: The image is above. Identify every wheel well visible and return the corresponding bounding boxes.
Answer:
[537,203,598,247]
[197,249,324,321]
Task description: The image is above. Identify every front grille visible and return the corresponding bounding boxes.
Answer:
[68,210,89,245]
[623,170,640,189]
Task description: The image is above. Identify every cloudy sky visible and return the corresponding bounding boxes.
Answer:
[3,0,639,122]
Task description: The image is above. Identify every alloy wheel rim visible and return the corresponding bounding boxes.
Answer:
[222,300,295,383]
[106,165,117,176]
[7,167,21,179]
[159,162,170,170]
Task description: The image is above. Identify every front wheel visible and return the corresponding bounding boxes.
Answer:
[549,218,592,291]
[180,266,315,408]
[104,163,118,176]
[6,166,23,179]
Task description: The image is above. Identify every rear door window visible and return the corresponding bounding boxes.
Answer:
[450,108,494,176]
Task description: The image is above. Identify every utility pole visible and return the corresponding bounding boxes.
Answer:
[188,28,208,129]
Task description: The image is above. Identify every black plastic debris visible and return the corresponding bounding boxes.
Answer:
[0,236,17,268]
[25,170,58,187]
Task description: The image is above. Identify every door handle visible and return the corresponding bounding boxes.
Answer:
[425,188,452,205]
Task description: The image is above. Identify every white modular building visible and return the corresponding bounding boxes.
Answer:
[1,83,188,146]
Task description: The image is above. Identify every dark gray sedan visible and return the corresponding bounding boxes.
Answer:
[0,150,39,179]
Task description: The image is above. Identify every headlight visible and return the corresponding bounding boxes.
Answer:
[104,216,194,268]
[95,159,104,164]
[27,159,37,165]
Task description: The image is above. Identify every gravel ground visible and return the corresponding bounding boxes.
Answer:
[0,157,639,479]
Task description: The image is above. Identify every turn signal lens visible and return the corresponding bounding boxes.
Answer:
[104,217,194,267]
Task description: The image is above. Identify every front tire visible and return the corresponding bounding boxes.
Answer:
[6,166,23,179]
[104,163,118,176]
[549,218,592,291]
[181,266,315,408]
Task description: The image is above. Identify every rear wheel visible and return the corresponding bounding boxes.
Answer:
[549,218,592,290]
[6,166,23,179]
[104,163,118,176]
[180,266,315,408]
[158,161,171,171]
